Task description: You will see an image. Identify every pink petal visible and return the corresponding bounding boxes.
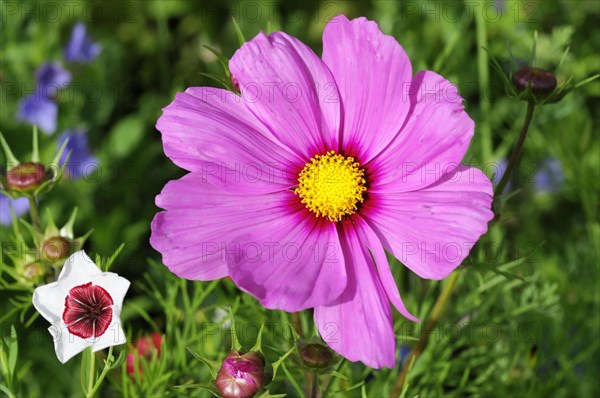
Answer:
[156,86,300,187]
[322,15,412,162]
[229,31,341,159]
[314,218,396,369]
[227,205,346,312]
[150,172,300,281]
[368,71,474,192]
[353,216,419,322]
[363,166,494,280]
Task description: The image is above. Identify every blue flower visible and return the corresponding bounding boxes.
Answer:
[17,94,58,134]
[36,62,71,99]
[57,130,99,179]
[16,63,71,135]
[64,23,101,63]
[0,194,29,226]
[534,158,564,194]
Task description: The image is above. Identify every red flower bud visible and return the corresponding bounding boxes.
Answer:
[127,332,163,376]
[42,236,71,261]
[6,162,47,191]
[512,66,557,98]
[216,350,264,398]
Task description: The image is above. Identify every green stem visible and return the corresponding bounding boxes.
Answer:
[475,1,492,162]
[292,312,304,338]
[28,196,40,232]
[86,349,95,398]
[390,272,460,398]
[87,346,113,398]
[494,101,536,197]
[323,358,346,397]
[310,372,318,398]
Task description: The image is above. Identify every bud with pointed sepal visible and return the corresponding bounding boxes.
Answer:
[216,350,265,398]
[42,236,71,261]
[18,208,92,267]
[512,66,557,99]
[0,127,71,199]
[6,162,48,192]
[486,32,599,106]
[299,343,333,369]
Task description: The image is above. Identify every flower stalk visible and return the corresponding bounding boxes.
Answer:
[28,196,40,232]
[310,371,318,398]
[392,96,538,396]
[86,348,95,398]
[494,101,536,197]
[390,271,459,397]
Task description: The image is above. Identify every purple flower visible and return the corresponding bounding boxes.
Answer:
[534,158,564,193]
[0,194,29,226]
[36,62,71,99]
[58,130,98,180]
[151,15,494,368]
[64,23,101,63]
[17,63,70,135]
[17,94,58,134]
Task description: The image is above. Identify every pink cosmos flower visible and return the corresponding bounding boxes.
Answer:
[151,14,494,368]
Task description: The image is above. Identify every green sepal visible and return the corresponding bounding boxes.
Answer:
[229,306,243,352]
[0,131,19,169]
[231,17,246,46]
[250,322,266,354]
[31,127,40,163]
[186,346,220,379]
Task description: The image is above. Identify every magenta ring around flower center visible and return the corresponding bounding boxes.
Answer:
[62,282,114,339]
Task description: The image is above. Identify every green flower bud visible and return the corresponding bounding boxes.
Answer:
[23,262,44,281]
[300,343,333,369]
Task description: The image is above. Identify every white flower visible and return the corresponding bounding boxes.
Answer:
[32,250,130,363]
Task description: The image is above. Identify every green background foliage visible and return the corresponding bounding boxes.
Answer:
[1,0,598,396]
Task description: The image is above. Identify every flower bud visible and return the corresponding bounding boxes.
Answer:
[6,162,47,192]
[231,75,240,92]
[42,236,71,261]
[127,332,163,376]
[512,66,557,98]
[300,343,333,368]
[216,350,264,398]
[23,262,44,281]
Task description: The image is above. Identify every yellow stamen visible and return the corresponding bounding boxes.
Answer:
[294,151,367,222]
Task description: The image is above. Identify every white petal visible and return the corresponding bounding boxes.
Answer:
[57,250,102,284]
[93,272,130,308]
[32,282,68,324]
[49,321,92,364]
[91,316,126,352]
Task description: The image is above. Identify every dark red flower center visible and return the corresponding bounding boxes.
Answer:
[62,282,113,339]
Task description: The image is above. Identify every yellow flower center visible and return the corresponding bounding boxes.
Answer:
[295,151,367,222]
